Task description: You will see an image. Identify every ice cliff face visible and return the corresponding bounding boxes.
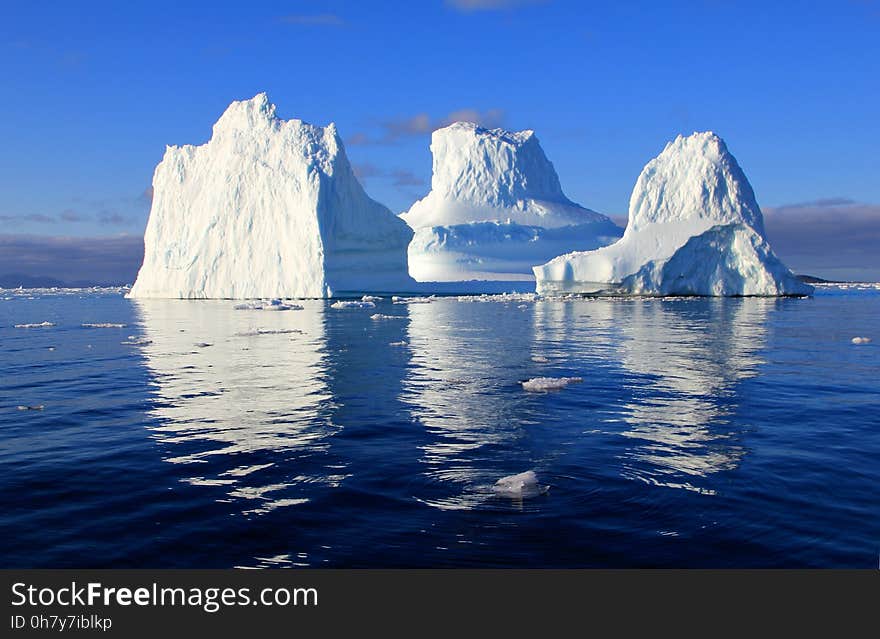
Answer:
[129,93,414,299]
[401,122,621,282]
[533,132,811,296]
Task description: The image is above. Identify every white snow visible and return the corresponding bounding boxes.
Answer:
[330,300,376,309]
[401,122,621,282]
[234,299,303,311]
[851,336,872,344]
[492,471,547,498]
[14,321,55,328]
[521,376,583,392]
[534,132,812,297]
[129,93,414,299]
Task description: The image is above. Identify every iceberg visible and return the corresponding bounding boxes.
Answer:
[492,471,547,498]
[401,122,621,283]
[129,93,415,299]
[534,132,812,296]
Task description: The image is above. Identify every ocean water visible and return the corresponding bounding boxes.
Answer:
[1,285,878,568]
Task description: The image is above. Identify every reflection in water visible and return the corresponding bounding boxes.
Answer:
[132,299,344,516]
[615,298,771,493]
[402,300,540,510]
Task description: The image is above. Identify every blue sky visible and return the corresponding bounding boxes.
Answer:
[1,0,878,280]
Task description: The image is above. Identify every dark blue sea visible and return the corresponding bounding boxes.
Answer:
[1,285,878,568]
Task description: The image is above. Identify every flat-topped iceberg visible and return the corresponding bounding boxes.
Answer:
[401,122,621,282]
[533,132,812,296]
[129,93,414,299]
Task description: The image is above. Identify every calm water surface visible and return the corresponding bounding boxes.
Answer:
[1,286,878,567]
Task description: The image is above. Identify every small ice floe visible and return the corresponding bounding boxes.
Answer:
[17,405,44,411]
[234,299,302,311]
[392,295,434,304]
[121,335,152,346]
[361,295,383,302]
[47,346,55,351]
[530,354,551,363]
[370,313,404,320]
[330,300,376,309]
[82,323,126,328]
[521,376,583,392]
[851,336,872,344]
[492,471,548,499]
[389,340,407,347]
[14,321,55,328]
[235,328,303,336]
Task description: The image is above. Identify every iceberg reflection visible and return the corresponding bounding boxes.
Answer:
[132,299,345,516]
[614,298,771,493]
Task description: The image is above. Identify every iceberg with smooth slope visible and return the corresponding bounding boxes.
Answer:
[129,93,414,299]
[533,132,812,296]
[401,122,621,282]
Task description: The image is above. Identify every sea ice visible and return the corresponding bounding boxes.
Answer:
[851,337,872,344]
[81,323,127,328]
[330,300,376,309]
[492,471,548,498]
[14,322,55,328]
[521,376,583,392]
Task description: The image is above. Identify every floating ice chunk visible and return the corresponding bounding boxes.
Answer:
[392,295,435,304]
[14,322,55,328]
[82,323,127,328]
[530,355,551,363]
[17,405,45,411]
[361,295,383,302]
[370,313,404,320]
[234,300,303,311]
[330,300,376,309]
[235,328,303,336]
[389,341,407,346]
[492,471,548,498]
[521,376,583,392]
[852,336,872,344]
[121,335,153,345]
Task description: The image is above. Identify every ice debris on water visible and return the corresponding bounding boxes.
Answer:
[851,336,872,344]
[389,341,407,347]
[17,405,44,411]
[521,376,583,392]
[392,295,435,304]
[121,335,152,346]
[330,300,376,309]
[234,299,303,311]
[370,313,404,320]
[492,471,548,498]
[361,295,383,302]
[235,328,303,336]
[14,322,55,328]
[82,323,126,328]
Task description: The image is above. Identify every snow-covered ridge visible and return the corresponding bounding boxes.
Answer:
[534,131,811,296]
[129,93,414,299]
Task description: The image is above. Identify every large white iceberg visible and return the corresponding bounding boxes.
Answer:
[401,122,621,282]
[533,132,812,296]
[129,93,414,299]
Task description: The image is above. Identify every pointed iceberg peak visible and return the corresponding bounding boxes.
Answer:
[628,130,764,236]
[212,92,279,135]
[534,131,810,297]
